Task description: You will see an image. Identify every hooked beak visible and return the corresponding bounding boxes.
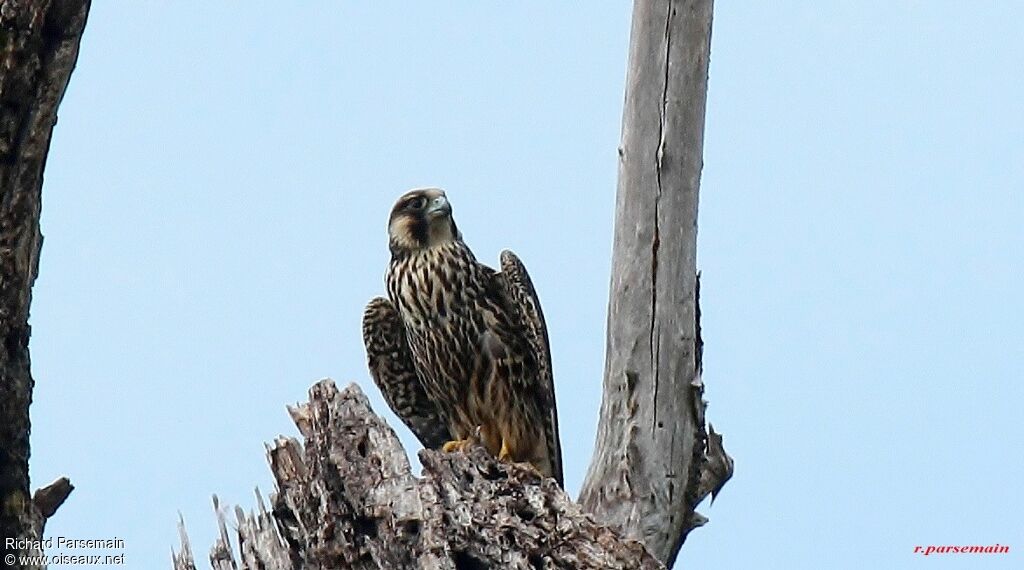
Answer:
[426,195,451,218]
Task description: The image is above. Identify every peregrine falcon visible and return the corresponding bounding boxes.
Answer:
[362,188,563,485]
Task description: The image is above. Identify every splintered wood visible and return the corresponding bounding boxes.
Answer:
[173,380,664,570]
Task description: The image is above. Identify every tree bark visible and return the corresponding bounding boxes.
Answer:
[578,1,731,567]
[174,381,665,570]
[0,0,88,566]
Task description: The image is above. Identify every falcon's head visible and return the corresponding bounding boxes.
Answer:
[388,188,461,255]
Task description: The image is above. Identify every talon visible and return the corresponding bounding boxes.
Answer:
[442,439,471,453]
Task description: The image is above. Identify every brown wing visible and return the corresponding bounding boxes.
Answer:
[497,250,563,486]
[362,297,451,449]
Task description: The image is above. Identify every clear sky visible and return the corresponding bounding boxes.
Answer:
[27,2,1022,569]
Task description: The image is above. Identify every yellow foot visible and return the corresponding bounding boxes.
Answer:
[498,440,512,461]
[442,439,472,453]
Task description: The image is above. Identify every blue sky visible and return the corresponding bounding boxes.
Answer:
[27,2,1022,568]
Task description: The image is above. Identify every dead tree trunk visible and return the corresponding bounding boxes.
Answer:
[0,0,89,567]
[173,381,665,570]
[578,0,731,567]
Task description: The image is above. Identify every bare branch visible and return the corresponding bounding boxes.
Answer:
[578,1,731,566]
[31,476,73,518]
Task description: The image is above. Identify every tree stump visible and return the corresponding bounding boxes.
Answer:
[173,380,665,570]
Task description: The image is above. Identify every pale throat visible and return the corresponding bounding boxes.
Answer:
[427,218,457,246]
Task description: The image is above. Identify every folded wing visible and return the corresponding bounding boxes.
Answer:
[498,250,563,486]
[362,297,451,449]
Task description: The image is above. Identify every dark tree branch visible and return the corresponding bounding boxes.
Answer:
[0,0,89,565]
[31,476,73,519]
[175,381,664,569]
[578,0,732,567]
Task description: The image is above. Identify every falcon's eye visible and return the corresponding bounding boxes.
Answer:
[408,196,427,210]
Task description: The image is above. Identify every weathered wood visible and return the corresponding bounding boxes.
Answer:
[578,0,731,567]
[0,0,89,566]
[174,380,664,570]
